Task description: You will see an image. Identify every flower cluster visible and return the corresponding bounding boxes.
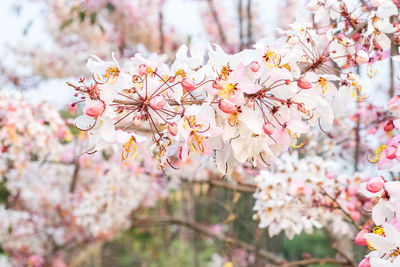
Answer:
[357,176,400,267]
[253,152,363,239]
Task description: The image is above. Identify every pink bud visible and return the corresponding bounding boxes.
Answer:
[250,62,260,72]
[385,145,398,160]
[168,123,178,136]
[181,77,196,92]
[351,211,361,221]
[358,257,370,267]
[212,79,223,90]
[263,122,275,135]
[219,99,237,114]
[132,116,141,126]
[68,103,77,115]
[297,77,312,89]
[297,103,307,113]
[366,176,385,193]
[247,99,255,109]
[85,100,105,117]
[388,95,400,113]
[355,229,369,246]
[384,120,394,132]
[149,95,166,110]
[356,50,369,64]
[138,64,148,76]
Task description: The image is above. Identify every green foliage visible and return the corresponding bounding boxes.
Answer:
[282,230,336,266]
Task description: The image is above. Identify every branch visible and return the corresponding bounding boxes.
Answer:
[332,243,357,267]
[132,216,283,264]
[318,185,362,231]
[206,0,227,45]
[281,257,349,267]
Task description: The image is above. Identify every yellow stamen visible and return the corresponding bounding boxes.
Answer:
[368,145,386,163]
[121,136,138,164]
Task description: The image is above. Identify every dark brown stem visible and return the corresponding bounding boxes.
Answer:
[69,160,80,193]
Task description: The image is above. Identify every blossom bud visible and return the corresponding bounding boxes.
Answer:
[68,103,77,115]
[355,229,369,246]
[351,211,361,221]
[371,0,382,7]
[250,61,260,72]
[288,36,299,46]
[356,50,369,64]
[168,122,178,136]
[132,116,141,126]
[366,176,385,193]
[247,99,255,109]
[297,77,312,89]
[388,95,400,114]
[149,95,166,110]
[352,33,361,42]
[181,77,196,92]
[358,257,370,267]
[384,120,394,132]
[297,103,307,113]
[212,79,223,90]
[219,99,237,114]
[385,145,398,160]
[85,100,105,117]
[138,64,148,76]
[263,122,275,135]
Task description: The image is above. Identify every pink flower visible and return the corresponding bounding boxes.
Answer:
[168,122,178,136]
[384,120,394,132]
[149,95,166,110]
[219,99,237,114]
[85,100,105,117]
[250,61,260,72]
[351,211,361,221]
[212,79,223,90]
[297,103,307,113]
[358,257,370,267]
[356,50,369,64]
[68,102,77,115]
[262,122,275,135]
[388,95,400,114]
[181,77,196,92]
[27,255,45,267]
[297,77,312,89]
[385,145,398,160]
[355,229,369,246]
[138,64,148,76]
[366,176,385,193]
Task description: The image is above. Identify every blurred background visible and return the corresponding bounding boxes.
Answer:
[0,0,398,266]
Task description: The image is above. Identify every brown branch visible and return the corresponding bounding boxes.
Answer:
[318,185,362,231]
[133,216,283,264]
[183,179,256,193]
[281,257,349,267]
[246,0,252,47]
[69,159,80,193]
[332,243,357,267]
[206,0,227,45]
[158,1,165,53]
[238,0,244,50]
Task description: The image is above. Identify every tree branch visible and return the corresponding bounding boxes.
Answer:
[132,216,283,264]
